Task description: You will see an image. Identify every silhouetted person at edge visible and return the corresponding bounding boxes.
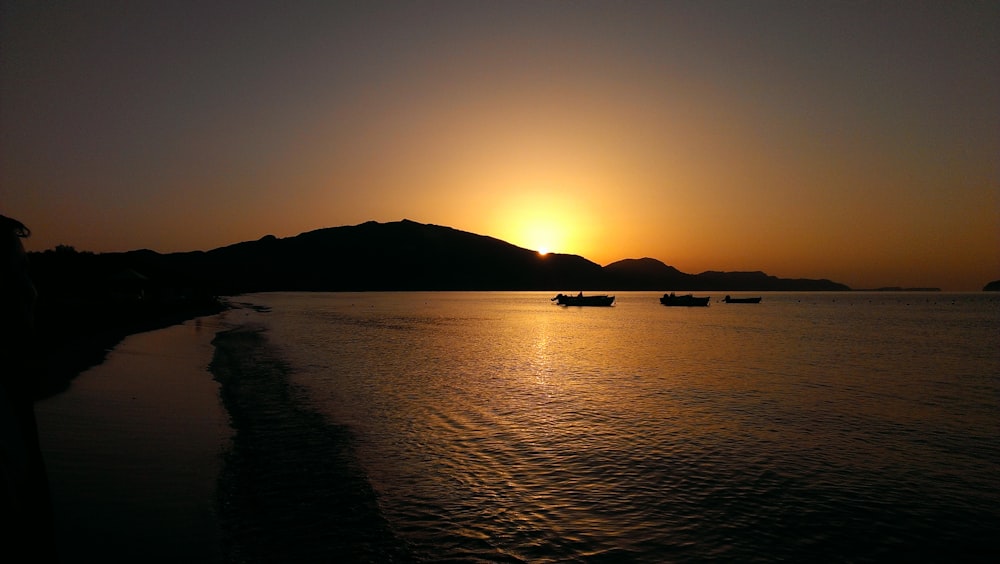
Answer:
[1,214,56,562]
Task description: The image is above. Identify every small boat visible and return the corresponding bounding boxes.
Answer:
[660,293,710,307]
[552,293,615,306]
[722,295,762,304]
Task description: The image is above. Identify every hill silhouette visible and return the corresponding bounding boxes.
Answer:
[132,219,607,293]
[30,219,849,295]
[139,219,850,292]
[24,219,849,396]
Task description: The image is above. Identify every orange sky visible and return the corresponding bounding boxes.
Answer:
[2,1,998,290]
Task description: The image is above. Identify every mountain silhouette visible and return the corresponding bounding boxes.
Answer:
[137,219,606,292]
[30,219,850,295]
[24,219,852,399]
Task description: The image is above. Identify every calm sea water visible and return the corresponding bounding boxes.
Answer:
[232,291,999,562]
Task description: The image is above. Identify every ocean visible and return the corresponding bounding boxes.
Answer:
[38,291,1000,562]
[223,291,1000,562]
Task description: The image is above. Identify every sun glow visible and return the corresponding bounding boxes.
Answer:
[526,223,560,254]
[484,186,570,251]
[476,176,616,262]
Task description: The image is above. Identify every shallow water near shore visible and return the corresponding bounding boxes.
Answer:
[228,291,999,562]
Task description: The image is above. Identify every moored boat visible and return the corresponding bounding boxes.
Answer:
[660,293,710,307]
[552,293,615,306]
[722,295,762,304]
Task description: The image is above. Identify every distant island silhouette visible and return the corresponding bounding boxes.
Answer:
[854,287,942,292]
[985,280,1000,291]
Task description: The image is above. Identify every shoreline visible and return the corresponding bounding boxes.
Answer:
[36,314,230,563]
[209,325,412,562]
[31,298,229,402]
[37,300,412,562]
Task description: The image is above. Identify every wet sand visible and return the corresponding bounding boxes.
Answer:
[35,316,230,563]
[35,310,411,563]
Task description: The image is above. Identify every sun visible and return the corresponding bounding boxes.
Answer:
[508,210,583,257]
[525,222,562,256]
[484,187,598,259]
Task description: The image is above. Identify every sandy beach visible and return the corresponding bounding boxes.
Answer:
[35,315,231,563]
[33,305,410,563]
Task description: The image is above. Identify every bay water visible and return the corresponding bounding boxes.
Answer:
[226,291,1000,562]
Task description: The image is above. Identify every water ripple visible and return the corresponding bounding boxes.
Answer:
[242,292,1000,562]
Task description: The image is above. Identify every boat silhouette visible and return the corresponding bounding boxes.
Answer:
[551,293,615,306]
[659,293,710,307]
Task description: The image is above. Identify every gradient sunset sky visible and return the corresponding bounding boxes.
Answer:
[2,1,997,290]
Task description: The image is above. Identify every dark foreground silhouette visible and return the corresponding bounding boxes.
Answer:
[4,213,224,562]
[1,214,57,563]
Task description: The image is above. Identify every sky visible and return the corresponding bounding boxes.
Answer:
[2,1,997,290]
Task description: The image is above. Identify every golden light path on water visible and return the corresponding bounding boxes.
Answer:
[231,291,1000,562]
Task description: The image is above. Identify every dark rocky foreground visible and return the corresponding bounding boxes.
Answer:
[209,327,412,563]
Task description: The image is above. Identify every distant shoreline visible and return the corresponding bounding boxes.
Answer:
[852,287,942,292]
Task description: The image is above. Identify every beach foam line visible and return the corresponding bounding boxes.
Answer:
[209,326,412,562]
